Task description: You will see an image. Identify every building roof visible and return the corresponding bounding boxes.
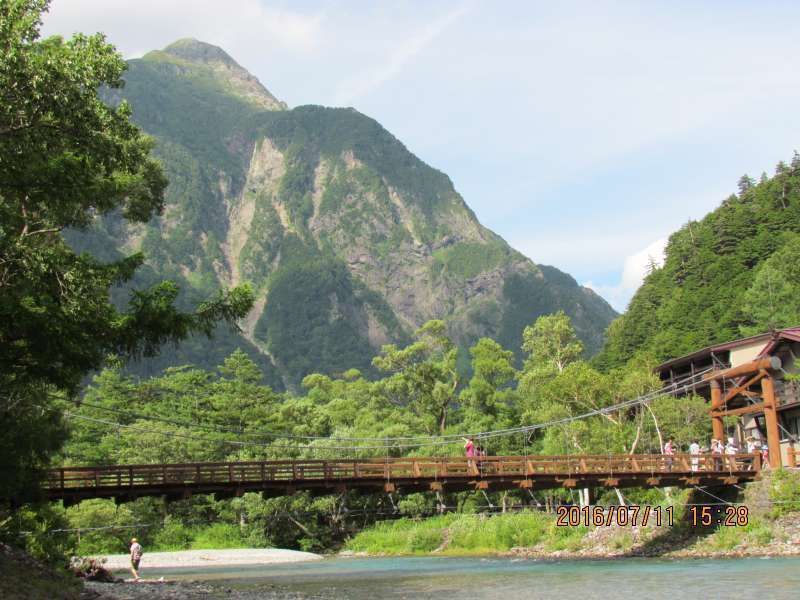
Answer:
[655,327,800,374]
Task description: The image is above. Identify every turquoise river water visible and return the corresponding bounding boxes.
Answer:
[148,556,800,599]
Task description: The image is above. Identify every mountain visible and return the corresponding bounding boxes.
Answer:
[596,154,800,370]
[71,39,616,389]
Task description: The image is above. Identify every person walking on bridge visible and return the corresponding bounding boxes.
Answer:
[129,538,143,581]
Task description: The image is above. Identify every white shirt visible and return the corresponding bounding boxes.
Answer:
[689,442,700,455]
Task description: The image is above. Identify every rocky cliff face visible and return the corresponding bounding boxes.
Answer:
[76,40,616,388]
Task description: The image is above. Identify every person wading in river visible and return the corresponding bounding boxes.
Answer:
[130,538,143,581]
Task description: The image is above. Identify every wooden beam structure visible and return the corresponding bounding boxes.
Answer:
[706,355,783,468]
[761,374,782,468]
[714,403,766,418]
[710,380,725,441]
[703,356,781,383]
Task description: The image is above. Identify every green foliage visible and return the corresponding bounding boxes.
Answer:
[345,516,451,554]
[706,516,773,551]
[256,253,376,386]
[373,320,460,434]
[521,310,583,378]
[447,512,551,552]
[769,469,800,517]
[346,511,577,555]
[65,499,137,555]
[252,105,460,220]
[0,502,73,566]
[0,1,253,515]
[597,154,800,368]
[499,268,616,360]
[740,233,800,335]
[190,523,246,549]
[432,242,507,280]
[151,519,195,551]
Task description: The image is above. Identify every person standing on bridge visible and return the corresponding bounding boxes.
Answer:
[463,437,475,470]
[129,538,143,581]
[711,438,723,471]
[724,437,738,470]
[663,438,676,471]
[689,440,701,472]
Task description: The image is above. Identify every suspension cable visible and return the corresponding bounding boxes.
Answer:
[50,367,713,451]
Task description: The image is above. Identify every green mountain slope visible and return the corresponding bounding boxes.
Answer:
[70,39,616,388]
[597,154,800,369]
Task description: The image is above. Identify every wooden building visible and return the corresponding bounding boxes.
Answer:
[655,327,800,467]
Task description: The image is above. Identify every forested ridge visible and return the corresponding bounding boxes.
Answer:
[597,154,800,369]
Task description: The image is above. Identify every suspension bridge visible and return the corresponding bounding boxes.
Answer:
[45,454,760,505]
[38,352,796,506]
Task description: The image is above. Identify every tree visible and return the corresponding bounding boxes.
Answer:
[372,320,459,434]
[0,1,253,505]
[740,234,800,335]
[518,311,583,397]
[459,338,516,416]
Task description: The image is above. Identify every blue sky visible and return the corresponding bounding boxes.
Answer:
[43,0,800,310]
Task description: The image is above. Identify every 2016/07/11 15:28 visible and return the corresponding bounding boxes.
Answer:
[556,505,674,527]
[556,505,750,527]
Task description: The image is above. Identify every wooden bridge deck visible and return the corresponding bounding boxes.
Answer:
[44,454,760,504]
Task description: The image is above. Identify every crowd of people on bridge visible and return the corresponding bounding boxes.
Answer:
[662,435,768,471]
[458,434,768,474]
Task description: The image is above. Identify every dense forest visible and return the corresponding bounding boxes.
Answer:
[597,154,800,369]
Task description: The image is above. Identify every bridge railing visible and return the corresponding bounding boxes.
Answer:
[44,453,758,493]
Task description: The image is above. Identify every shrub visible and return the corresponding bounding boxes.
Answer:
[190,523,245,550]
[152,521,195,551]
[769,469,800,516]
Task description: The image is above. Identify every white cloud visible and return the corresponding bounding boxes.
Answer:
[42,1,324,59]
[333,3,471,105]
[584,238,667,312]
[510,224,665,278]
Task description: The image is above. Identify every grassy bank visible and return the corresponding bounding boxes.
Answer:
[345,470,800,558]
[345,512,587,555]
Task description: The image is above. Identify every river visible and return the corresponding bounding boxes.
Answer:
[142,556,800,599]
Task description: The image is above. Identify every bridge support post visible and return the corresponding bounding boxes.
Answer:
[710,381,725,442]
[761,374,782,469]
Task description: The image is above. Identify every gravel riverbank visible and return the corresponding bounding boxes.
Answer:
[98,548,322,571]
[80,549,325,600]
[81,579,327,600]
